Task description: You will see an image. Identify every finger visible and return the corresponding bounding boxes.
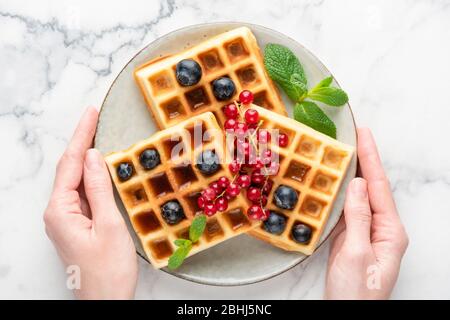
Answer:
[328,215,346,263]
[330,214,345,240]
[54,107,99,192]
[357,127,397,216]
[343,178,372,245]
[83,148,121,225]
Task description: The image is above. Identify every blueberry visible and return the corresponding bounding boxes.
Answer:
[139,148,160,170]
[176,59,202,86]
[212,77,236,101]
[291,224,312,244]
[196,150,220,175]
[161,200,185,225]
[263,211,286,235]
[274,185,298,210]
[117,162,133,181]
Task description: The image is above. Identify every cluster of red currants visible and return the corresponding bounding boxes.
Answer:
[197,175,237,216]
[197,90,289,220]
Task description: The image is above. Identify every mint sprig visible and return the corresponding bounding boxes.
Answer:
[294,101,337,138]
[263,44,349,138]
[168,242,192,270]
[168,214,207,270]
[189,214,206,243]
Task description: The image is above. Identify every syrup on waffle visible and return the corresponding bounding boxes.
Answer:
[134,27,286,129]
[104,112,258,269]
[241,105,354,255]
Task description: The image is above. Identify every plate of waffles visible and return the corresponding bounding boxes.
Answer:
[95,22,357,286]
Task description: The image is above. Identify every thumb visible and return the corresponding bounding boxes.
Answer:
[343,178,372,245]
[84,148,121,225]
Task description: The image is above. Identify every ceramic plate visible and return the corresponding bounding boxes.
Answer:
[94,22,357,286]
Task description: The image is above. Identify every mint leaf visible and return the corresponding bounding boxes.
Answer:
[174,239,191,247]
[290,73,307,98]
[313,76,333,89]
[294,101,337,138]
[264,44,307,101]
[189,214,206,243]
[168,214,206,270]
[307,86,348,107]
[290,73,308,89]
[168,242,192,270]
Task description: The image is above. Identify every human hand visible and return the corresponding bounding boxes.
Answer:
[44,107,138,300]
[325,128,408,300]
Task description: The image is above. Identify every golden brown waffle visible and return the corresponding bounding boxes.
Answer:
[104,112,258,269]
[243,105,354,255]
[134,27,286,129]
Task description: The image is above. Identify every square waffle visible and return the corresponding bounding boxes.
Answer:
[243,105,355,255]
[134,27,286,129]
[104,112,258,269]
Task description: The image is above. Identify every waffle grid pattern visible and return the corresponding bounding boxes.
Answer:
[134,27,286,129]
[105,113,258,269]
[245,105,354,255]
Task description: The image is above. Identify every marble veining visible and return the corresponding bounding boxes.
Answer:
[1,0,450,299]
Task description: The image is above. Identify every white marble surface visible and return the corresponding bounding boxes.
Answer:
[1,0,449,299]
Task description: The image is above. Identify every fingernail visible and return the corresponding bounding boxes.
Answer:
[350,178,368,198]
[85,149,103,169]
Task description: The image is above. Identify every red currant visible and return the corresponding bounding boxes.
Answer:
[223,103,238,119]
[258,129,271,144]
[234,122,248,140]
[260,194,268,206]
[204,202,217,216]
[224,118,237,131]
[202,187,217,202]
[216,197,228,212]
[251,170,265,185]
[217,176,230,189]
[278,133,289,147]
[244,109,259,125]
[262,179,273,195]
[236,174,251,188]
[225,193,234,201]
[239,90,254,104]
[226,183,241,198]
[247,187,262,202]
[261,149,272,165]
[197,195,206,209]
[209,181,222,194]
[247,205,265,220]
[237,141,251,160]
[252,157,264,170]
[229,160,241,174]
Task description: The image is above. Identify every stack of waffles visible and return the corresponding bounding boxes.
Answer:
[104,27,354,268]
